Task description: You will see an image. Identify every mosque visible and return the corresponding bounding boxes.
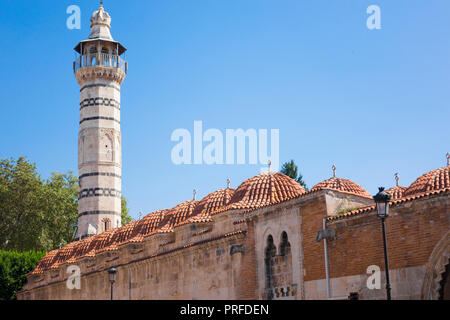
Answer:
[18,4,449,300]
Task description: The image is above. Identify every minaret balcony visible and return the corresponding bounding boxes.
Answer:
[73,53,128,74]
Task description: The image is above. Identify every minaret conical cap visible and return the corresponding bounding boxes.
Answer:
[88,4,113,40]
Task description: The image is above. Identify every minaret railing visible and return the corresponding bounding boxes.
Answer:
[73,53,127,73]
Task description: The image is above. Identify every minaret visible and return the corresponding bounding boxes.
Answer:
[73,4,127,240]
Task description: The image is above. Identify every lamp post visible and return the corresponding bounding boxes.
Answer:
[108,266,117,300]
[373,187,392,300]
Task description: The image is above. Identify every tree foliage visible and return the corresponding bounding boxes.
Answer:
[280,160,308,190]
[0,157,78,251]
[0,157,132,252]
[0,250,46,300]
[121,196,132,226]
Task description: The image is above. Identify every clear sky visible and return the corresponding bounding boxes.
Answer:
[0,0,449,220]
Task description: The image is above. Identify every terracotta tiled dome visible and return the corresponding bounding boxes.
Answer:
[132,210,170,240]
[228,172,306,210]
[159,200,198,232]
[312,177,371,198]
[188,188,235,223]
[385,186,407,200]
[403,166,450,197]
[33,250,59,274]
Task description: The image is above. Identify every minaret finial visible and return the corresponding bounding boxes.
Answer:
[193,189,197,201]
[447,153,450,166]
[332,164,336,178]
[394,173,399,187]
[227,178,231,189]
[268,160,272,174]
[100,0,104,6]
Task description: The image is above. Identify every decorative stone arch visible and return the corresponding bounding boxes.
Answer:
[262,229,296,300]
[100,130,114,162]
[421,231,450,300]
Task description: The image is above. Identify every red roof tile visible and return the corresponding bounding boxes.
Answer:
[403,166,450,197]
[312,177,371,198]
[158,200,198,233]
[182,188,235,225]
[327,187,449,222]
[228,172,306,210]
[385,185,407,200]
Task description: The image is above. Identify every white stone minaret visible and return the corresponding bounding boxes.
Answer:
[73,4,127,240]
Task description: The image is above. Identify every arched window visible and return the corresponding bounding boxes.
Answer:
[264,235,277,299]
[265,231,295,299]
[279,231,291,257]
[102,218,111,232]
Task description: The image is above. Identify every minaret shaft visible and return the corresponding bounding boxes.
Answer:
[74,5,127,240]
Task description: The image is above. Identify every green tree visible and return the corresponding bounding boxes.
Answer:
[121,196,132,226]
[281,160,308,190]
[0,157,77,251]
[41,172,78,249]
[0,250,46,300]
[0,157,133,251]
[0,157,46,251]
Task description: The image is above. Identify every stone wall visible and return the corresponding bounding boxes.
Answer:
[18,190,449,300]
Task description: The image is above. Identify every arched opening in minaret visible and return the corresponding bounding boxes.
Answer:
[101,47,110,66]
[89,46,98,66]
[112,49,118,67]
[102,218,111,232]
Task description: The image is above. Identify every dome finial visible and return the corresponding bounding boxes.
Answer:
[268,160,272,174]
[394,173,399,187]
[332,164,336,178]
[193,189,197,201]
[227,178,231,189]
[447,152,450,166]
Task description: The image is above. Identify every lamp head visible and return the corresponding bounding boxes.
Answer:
[373,187,391,218]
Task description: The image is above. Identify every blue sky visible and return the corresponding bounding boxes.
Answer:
[0,0,449,219]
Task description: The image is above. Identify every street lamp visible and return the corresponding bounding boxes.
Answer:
[373,187,392,300]
[108,266,117,300]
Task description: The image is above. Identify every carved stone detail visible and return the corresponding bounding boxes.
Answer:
[75,66,126,85]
